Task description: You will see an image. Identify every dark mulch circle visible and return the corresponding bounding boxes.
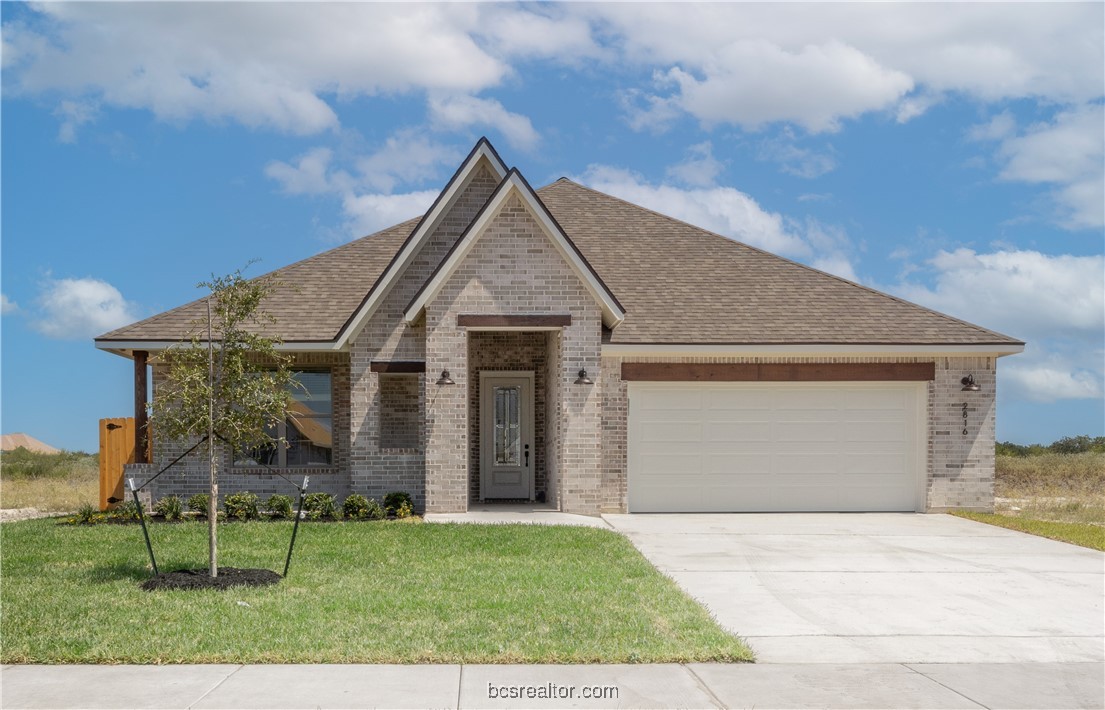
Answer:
[142,567,282,591]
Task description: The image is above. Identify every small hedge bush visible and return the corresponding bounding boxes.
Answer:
[154,495,183,521]
[187,493,210,518]
[224,491,260,521]
[343,494,385,521]
[383,491,413,517]
[266,494,295,520]
[303,492,340,521]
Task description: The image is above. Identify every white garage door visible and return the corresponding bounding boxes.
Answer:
[628,382,924,513]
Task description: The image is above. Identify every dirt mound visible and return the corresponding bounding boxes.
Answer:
[1,433,60,454]
[142,567,282,591]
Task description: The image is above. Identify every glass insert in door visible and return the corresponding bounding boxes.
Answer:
[494,386,521,465]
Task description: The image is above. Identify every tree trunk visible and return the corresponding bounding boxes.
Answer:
[207,297,218,578]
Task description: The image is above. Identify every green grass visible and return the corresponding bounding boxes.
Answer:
[951,510,1105,551]
[0,518,752,664]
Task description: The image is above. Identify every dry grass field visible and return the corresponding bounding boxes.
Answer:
[994,452,1105,525]
[0,448,98,512]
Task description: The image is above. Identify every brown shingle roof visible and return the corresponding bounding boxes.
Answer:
[96,178,1021,348]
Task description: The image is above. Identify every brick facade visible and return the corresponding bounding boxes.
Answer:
[600,354,997,513]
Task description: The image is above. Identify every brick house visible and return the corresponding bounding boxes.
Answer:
[95,138,1023,515]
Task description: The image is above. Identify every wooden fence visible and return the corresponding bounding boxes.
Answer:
[99,417,139,511]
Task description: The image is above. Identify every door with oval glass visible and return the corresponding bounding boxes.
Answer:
[480,371,535,500]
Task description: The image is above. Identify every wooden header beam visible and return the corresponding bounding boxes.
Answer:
[370,361,426,374]
[457,314,571,328]
[621,362,936,382]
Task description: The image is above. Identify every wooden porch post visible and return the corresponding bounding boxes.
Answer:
[134,350,149,464]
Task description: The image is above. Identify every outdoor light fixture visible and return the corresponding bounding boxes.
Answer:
[435,369,455,386]
[574,368,593,385]
[960,374,980,392]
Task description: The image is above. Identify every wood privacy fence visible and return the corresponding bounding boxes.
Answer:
[99,417,149,510]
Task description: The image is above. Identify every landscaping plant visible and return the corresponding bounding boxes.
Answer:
[224,492,260,521]
[153,495,184,521]
[148,266,294,577]
[303,492,340,521]
[187,493,210,518]
[383,491,413,517]
[266,494,294,520]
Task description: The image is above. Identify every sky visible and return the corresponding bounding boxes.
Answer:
[1,2,1102,453]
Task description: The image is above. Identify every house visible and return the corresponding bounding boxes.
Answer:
[95,138,1023,515]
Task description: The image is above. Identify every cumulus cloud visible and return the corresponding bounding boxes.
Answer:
[758,130,837,178]
[3,3,507,137]
[265,147,336,196]
[666,142,724,187]
[993,104,1104,229]
[34,277,138,339]
[1,294,19,315]
[53,99,98,143]
[341,190,439,237]
[427,95,539,151]
[577,164,859,281]
[893,248,1104,403]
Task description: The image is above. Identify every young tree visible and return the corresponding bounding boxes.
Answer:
[150,268,294,577]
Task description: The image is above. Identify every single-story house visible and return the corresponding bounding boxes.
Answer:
[96,138,1023,515]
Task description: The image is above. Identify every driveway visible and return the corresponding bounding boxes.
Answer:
[604,513,1105,664]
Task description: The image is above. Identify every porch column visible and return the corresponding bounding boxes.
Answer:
[134,350,149,464]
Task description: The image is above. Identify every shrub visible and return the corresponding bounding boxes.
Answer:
[266,494,295,520]
[74,502,97,524]
[224,491,260,521]
[383,491,413,516]
[343,494,385,521]
[187,493,211,517]
[111,500,140,522]
[153,495,183,521]
[394,500,413,519]
[303,492,340,521]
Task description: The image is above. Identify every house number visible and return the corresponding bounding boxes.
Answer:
[962,403,969,436]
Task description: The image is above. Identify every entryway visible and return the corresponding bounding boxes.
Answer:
[479,371,534,499]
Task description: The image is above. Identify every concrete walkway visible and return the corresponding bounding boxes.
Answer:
[3,661,1103,709]
[605,513,1105,664]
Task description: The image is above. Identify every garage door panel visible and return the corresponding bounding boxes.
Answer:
[629,383,922,513]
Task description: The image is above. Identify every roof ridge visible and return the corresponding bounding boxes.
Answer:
[542,179,1021,345]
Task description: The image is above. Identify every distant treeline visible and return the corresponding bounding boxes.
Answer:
[997,436,1105,457]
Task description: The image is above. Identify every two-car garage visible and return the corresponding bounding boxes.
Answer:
[626,374,928,513]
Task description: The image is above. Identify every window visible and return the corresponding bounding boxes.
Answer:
[236,370,332,468]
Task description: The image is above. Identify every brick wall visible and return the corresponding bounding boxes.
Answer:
[144,351,351,505]
[467,331,549,502]
[601,354,998,513]
[379,374,420,450]
[349,160,501,511]
[425,192,603,514]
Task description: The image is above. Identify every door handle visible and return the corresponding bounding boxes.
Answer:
[524,444,530,468]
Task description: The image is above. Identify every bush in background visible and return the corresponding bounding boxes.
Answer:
[383,491,413,517]
[303,492,340,521]
[187,494,210,518]
[154,495,184,521]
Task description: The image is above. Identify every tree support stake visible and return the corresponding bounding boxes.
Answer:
[129,478,158,576]
[283,476,309,578]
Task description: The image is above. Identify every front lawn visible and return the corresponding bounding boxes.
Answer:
[0,518,752,664]
[951,510,1105,551]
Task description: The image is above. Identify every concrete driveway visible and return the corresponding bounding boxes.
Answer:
[604,513,1105,664]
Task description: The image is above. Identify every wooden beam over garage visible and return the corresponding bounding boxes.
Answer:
[621,362,936,382]
[370,361,426,373]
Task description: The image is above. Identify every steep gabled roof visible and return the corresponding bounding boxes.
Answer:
[404,169,625,329]
[96,140,1023,356]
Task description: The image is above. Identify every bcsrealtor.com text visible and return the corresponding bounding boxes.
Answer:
[487,681,619,701]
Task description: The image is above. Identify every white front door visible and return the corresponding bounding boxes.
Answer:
[480,371,535,500]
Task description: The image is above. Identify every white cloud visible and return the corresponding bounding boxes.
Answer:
[993,104,1104,229]
[1,294,19,315]
[356,131,463,193]
[53,99,98,143]
[758,130,837,178]
[968,111,1016,142]
[427,95,539,151]
[577,164,858,281]
[580,3,1102,130]
[893,248,1104,403]
[4,3,508,135]
[666,142,724,187]
[478,6,603,63]
[265,148,336,196]
[34,277,138,339]
[341,190,438,237]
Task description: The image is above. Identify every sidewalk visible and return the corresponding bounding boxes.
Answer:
[3,661,1102,709]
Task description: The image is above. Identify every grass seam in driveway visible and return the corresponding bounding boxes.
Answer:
[0,517,753,664]
[950,510,1105,551]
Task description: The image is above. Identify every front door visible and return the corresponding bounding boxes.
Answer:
[480,371,535,500]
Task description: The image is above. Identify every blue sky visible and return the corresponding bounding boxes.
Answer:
[2,2,1102,453]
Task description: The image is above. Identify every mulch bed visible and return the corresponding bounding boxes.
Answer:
[142,567,282,591]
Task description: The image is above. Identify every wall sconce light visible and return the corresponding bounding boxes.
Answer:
[435,369,455,386]
[960,374,980,392]
[574,368,593,385]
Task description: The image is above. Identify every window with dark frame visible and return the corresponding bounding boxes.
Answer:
[234,369,333,468]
